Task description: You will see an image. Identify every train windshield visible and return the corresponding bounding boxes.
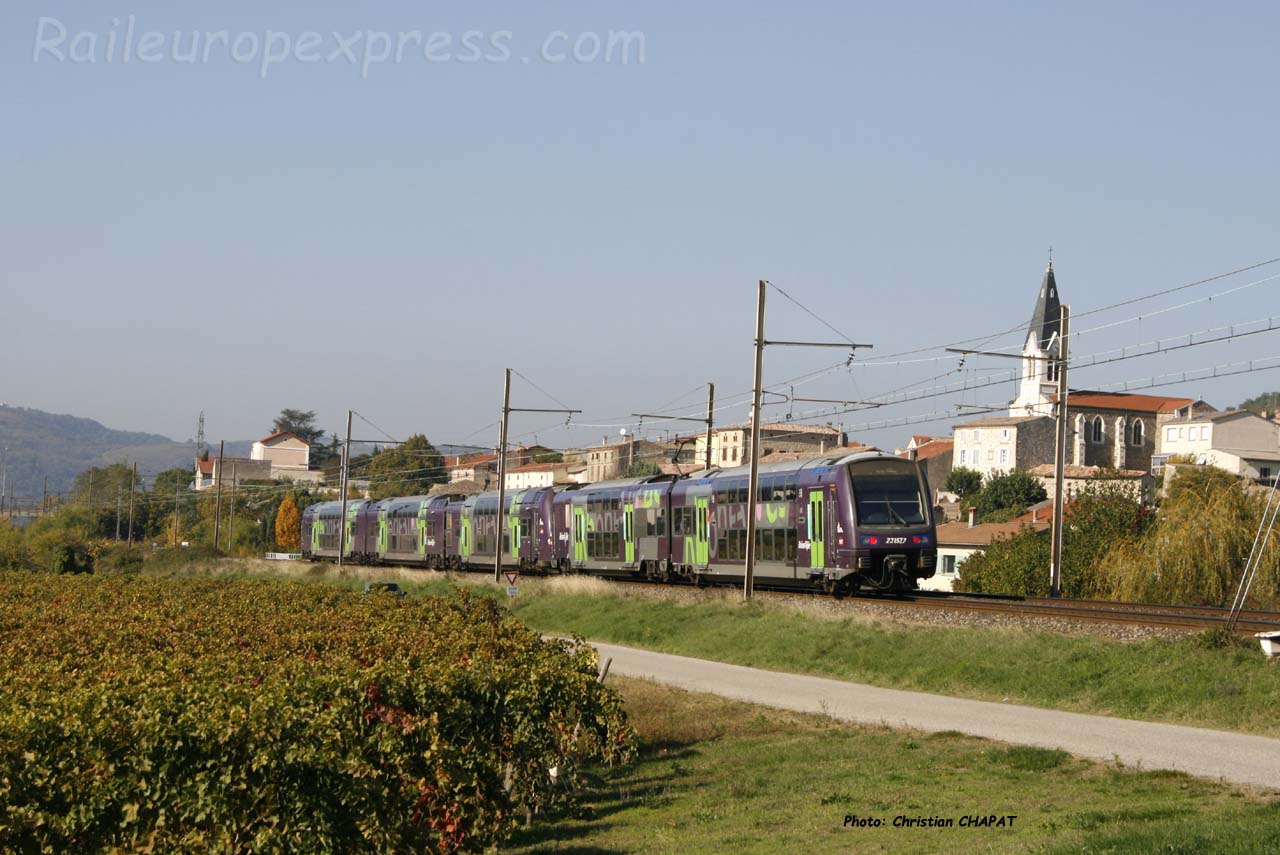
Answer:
[849,460,927,526]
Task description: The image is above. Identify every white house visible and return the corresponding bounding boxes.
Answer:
[504,460,588,490]
[923,516,1050,592]
[1154,409,1280,480]
[251,431,310,471]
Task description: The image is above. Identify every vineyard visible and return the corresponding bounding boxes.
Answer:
[0,574,632,854]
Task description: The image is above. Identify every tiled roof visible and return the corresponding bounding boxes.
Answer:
[1161,408,1253,425]
[936,520,1049,546]
[510,461,584,473]
[1028,463,1146,479]
[1056,391,1197,414]
[955,416,1044,428]
[720,422,841,435]
[911,439,953,461]
[257,430,310,446]
[449,453,497,469]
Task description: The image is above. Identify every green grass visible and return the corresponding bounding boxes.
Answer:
[498,585,1280,737]
[505,677,1280,855]
[155,560,1280,737]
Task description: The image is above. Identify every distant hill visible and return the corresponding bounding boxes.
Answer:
[0,405,245,498]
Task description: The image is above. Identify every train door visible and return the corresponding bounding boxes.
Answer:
[311,519,322,553]
[345,506,358,558]
[508,513,521,562]
[572,505,588,565]
[808,489,825,569]
[377,509,389,555]
[623,503,636,565]
[417,504,429,558]
[460,509,473,560]
[694,496,710,567]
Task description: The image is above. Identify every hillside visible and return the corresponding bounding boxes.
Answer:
[0,405,218,498]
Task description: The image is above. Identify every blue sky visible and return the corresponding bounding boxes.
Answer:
[3,1,1278,451]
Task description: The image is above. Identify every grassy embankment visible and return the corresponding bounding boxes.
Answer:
[162,556,1280,738]
[507,677,1280,855]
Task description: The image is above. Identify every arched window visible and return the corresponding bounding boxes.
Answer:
[1130,419,1144,447]
[1091,416,1104,443]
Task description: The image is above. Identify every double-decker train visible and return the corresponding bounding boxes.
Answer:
[300,450,937,594]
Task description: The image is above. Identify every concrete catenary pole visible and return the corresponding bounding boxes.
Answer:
[744,280,767,600]
[1049,304,1071,597]
[227,463,237,552]
[213,440,225,548]
[705,383,715,472]
[126,463,137,544]
[494,368,512,583]
[338,410,353,569]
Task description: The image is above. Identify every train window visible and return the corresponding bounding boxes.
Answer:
[850,460,927,525]
[655,510,666,537]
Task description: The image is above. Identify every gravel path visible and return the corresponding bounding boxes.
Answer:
[588,640,1280,789]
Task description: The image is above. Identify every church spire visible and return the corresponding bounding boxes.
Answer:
[1028,256,1060,350]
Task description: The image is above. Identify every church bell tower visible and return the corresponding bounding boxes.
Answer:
[1012,258,1061,417]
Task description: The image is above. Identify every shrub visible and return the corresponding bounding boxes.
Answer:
[943,467,982,500]
[0,576,632,853]
[1097,473,1280,607]
[973,470,1047,519]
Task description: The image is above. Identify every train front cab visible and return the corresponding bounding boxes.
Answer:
[840,454,937,592]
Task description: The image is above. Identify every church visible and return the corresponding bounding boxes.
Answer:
[950,261,1214,483]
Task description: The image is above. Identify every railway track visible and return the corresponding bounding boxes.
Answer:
[879,591,1280,635]
[601,575,1280,635]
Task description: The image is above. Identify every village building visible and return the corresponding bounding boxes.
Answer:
[504,460,588,491]
[1027,463,1151,503]
[1154,409,1280,482]
[896,437,953,498]
[447,453,499,489]
[694,423,843,469]
[952,261,1215,482]
[193,456,271,491]
[923,512,1050,592]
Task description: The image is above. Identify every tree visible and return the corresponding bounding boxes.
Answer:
[943,467,983,499]
[1236,391,1280,418]
[367,435,446,500]
[272,409,325,445]
[534,451,564,464]
[974,470,1047,519]
[70,463,141,538]
[275,495,301,552]
[957,480,1153,598]
[621,461,661,478]
[1098,472,1279,607]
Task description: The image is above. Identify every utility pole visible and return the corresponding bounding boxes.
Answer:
[494,369,581,582]
[629,382,717,472]
[338,410,352,569]
[743,281,875,600]
[126,463,137,544]
[173,482,181,547]
[494,370,512,583]
[213,440,225,548]
[41,476,48,515]
[115,491,122,540]
[227,463,237,552]
[1049,305,1071,597]
[88,471,95,509]
[744,282,768,600]
[705,383,715,471]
